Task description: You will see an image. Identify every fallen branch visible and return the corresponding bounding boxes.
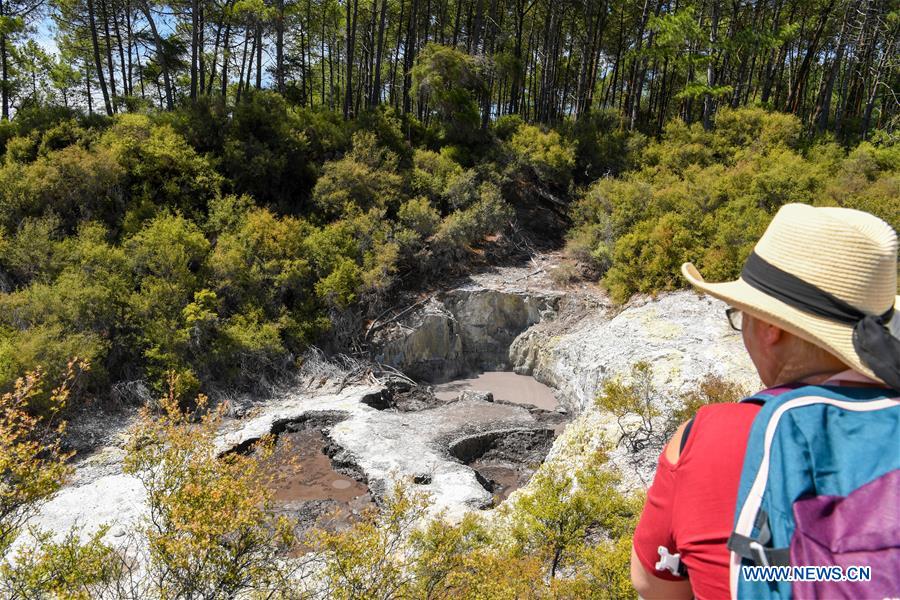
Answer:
[363,294,437,343]
[513,267,545,282]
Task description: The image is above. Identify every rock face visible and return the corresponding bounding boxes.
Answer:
[511,291,760,413]
[374,287,561,382]
[502,289,761,494]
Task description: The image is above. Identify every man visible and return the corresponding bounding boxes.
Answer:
[630,203,899,599]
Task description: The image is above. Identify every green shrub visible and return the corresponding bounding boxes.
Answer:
[4,135,39,163]
[125,214,210,388]
[605,212,699,302]
[0,216,63,284]
[315,258,364,309]
[312,131,404,220]
[670,373,749,426]
[566,108,638,181]
[37,119,87,155]
[354,106,413,167]
[222,91,314,211]
[0,143,125,231]
[507,452,636,579]
[597,362,750,456]
[493,114,524,141]
[398,196,441,237]
[1,527,124,598]
[572,107,897,302]
[101,115,220,225]
[411,148,464,210]
[507,124,576,194]
[433,182,513,262]
[411,43,486,146]
[0,325,103,414]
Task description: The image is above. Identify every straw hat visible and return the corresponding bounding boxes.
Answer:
[682,203,899,386]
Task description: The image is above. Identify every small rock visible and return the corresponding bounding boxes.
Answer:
[459,390,494,403]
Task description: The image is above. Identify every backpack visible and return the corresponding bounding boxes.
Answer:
[727,383,900,599]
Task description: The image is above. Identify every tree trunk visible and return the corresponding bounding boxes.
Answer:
[207,11,223,95]
[191,0,199,97]
[275,0,285,92]
[402,0,418,115]
[786,0,835,114]
[452,0,462,46]
[255,23,262,89]
[100,0,118,110]
[237,26,250,102]
[702,0,720,129]
[140,1,174,109]
[509,0,535,115]
[861,27,896,139]
[221,20,232,98]
[1,29,8,120]
[344,0,359,118]
[199,2,205,94]
[371,0,388,106]
[85,65,94,115]
[389,0,404,107]
[125,3,136,95]
[321,3,326,105]
[813,0,853,133]
[626,0,653,129]
[88,0,114,115]
[113,8,130,96]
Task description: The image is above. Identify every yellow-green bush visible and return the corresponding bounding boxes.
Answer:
[313,131,404,221]
[569,107,899,302]
[507,124,576,194]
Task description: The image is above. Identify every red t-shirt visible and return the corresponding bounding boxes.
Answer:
[632,401,763,600]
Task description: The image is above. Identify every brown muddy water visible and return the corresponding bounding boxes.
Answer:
[471,462,520,502]
[266,430,368,503]
[261,429,374,535]
[433,371,560,410]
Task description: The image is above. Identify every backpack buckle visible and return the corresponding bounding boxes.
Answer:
[749,541,771,568]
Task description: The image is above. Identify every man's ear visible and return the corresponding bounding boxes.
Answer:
[762,321,785,347]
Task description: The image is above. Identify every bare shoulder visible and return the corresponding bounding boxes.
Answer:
[663,420,690,465]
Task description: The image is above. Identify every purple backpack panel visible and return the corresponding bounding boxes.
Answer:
[790,468,900,599]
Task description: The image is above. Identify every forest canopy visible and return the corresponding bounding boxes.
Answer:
[0,0,896,138]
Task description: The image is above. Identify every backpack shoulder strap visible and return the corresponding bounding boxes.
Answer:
[678,417,694,454]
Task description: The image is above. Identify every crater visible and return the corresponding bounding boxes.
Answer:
[359,383,449,412]
[448,428,556,505]
[239,411,375,539]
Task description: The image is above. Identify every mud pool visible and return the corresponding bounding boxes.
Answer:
[433,371,560,410]
[450,428,557,502]
[249,378,567,528]
[264,430,372,507]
